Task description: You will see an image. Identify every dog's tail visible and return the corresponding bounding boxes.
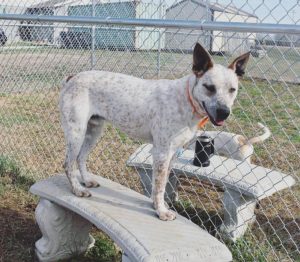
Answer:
[61,75,75,87]
[247,122,271,145]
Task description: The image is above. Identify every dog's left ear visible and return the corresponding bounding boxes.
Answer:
[228,52,250,77]
[193,43,213,78]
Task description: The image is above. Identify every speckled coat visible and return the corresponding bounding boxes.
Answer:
[59,43,250,221]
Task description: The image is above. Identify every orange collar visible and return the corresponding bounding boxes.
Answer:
[186,80,209,128]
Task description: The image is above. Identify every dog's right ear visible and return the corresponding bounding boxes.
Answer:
[192,43,213,78]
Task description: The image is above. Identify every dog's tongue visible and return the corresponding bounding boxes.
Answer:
[216,120,225,126]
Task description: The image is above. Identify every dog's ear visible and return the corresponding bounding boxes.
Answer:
[192,43,213,78]
[228,52,250,77]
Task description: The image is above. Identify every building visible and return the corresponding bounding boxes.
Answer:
[165,0,258,54]
[18,0,165,50]
[19,0,90,44]
[275,34,300,47]
[0,3,29,42]
[68,1,165,50]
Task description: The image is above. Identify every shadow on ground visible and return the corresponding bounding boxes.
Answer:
[0,207,40,262]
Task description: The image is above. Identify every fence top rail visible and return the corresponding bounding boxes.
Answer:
[1,13,299,35]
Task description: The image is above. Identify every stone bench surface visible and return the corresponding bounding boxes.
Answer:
[30,173,232,262]
[127,144,295,199]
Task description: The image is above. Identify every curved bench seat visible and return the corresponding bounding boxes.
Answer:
[30,172,232,262]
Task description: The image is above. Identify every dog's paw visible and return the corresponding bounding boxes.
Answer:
[84,179,100,188]
[157,209,176,221]
[72,186,92,197]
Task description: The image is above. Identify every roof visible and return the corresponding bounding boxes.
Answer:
[29,0,141,8]
[166,0,257,18]
[210,2,257,18]
[29,0,100,8]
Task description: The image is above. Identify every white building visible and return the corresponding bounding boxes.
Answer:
[165,0,258,54]
[12,0,165,49]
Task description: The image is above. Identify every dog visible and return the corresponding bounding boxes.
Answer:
[185,122,271,163]
[59,43,250,221]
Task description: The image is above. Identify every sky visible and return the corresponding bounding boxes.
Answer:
[0,0,299,24]
[218,0,300,24]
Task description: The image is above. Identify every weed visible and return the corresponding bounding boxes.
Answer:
[0,155,35,191]
[228,234,269,262]
[0,155,20,178]
[84,234,121,262]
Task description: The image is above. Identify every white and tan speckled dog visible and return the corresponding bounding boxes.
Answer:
[59,43,250,221]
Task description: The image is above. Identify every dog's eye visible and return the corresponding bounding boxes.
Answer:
[229,88,236,93]
[203,84,216,93]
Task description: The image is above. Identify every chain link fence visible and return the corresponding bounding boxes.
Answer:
[0,0,299,261]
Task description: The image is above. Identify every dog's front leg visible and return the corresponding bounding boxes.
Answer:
[151,148,176,221]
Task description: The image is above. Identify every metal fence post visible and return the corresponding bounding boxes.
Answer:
[91,0,96,70]
[157,29,161,78]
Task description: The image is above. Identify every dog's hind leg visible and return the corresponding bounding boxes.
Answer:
[77,116,105,188]
[63,122,91,197]
[61,94,92,197]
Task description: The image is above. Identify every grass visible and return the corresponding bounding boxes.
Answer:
[227,234,271,262]
[0,78,299,261]
[83,236,121,262]
[0,44,299,261]
[0,45,299,93]
[0,155,34,191]
[0,155,122,262]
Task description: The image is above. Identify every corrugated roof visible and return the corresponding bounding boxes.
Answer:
[167,0,257,18]
[29,0,99,8]
[29,0,141,8]
[210,2,257,18]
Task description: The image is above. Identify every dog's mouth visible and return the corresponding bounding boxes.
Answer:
[202,102,225,126]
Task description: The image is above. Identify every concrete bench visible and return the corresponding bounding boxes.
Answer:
[126,144,296,241]
[30,172,232,262]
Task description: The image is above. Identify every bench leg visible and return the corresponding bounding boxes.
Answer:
[35,198,95,262]
[137,168,179,203]
[220,189,256,242]
[122,252,133,262]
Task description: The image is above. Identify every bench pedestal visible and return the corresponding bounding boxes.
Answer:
[35,199,95,262]
[136,168,257,241]
[220,190,256,241]
[137,168,179,203]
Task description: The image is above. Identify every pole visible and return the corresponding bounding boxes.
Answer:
[91,0,96,69]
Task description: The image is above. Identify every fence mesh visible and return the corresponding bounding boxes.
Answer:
[0,0,299,261]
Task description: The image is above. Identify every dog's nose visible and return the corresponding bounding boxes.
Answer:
[216,106,230,120]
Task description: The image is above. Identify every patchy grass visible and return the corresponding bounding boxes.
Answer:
[0,45,299,93]
[0,155,35,191]
[83,235,121,262]
[0,48,299,261]
[227,233,272,262]
[0,155,121,262]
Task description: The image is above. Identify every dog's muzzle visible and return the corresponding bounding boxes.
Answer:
[216,106,230,121]
[202,102,230,126]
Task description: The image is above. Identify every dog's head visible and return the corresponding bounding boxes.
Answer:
[191,43,250,126]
